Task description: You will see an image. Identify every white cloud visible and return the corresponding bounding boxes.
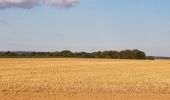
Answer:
[0,0,79,9]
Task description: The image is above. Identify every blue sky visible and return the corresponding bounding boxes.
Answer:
[0,0,170,56]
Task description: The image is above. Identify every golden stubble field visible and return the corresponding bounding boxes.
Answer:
[0,58,170,100]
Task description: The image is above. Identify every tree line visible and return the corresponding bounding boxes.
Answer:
[0,49,154,60]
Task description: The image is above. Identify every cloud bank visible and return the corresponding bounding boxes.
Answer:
[0,0,79,9]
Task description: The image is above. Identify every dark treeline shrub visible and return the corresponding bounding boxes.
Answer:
[147,56,155,60]
[0,49,150,59]
[74,52,95,58]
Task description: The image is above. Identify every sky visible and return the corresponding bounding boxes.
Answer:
[0,0,170,56]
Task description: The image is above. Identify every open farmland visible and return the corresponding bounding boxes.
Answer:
[0,58,170,100]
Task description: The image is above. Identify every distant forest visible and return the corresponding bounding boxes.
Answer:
[0,49,154,60]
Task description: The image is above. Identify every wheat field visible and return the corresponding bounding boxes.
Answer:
[0,58,170,100]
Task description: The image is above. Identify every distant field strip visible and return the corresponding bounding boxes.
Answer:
[0,58,170,100]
